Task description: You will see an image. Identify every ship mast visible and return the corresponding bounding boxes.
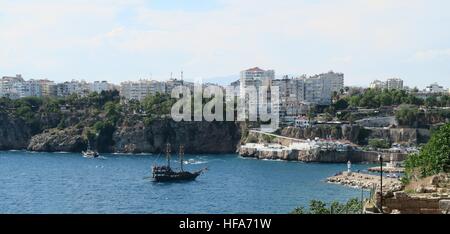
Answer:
[180,145,184,171]
[166,143,171,168]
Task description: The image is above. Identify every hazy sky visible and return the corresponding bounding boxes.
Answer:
[1,0,450,88]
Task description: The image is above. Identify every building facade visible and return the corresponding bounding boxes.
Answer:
[120,80,167,101]
[0,75,25,98]
[425,83,445,93]
[386,78,404,90]
[239,67,275,119]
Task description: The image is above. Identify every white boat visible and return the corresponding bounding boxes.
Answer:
[82,150,99,158]
[82,142,99,158]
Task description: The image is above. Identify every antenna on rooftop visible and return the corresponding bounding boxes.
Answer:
[181,71,184,81]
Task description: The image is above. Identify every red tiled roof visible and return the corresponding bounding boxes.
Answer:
[246,67,265,72]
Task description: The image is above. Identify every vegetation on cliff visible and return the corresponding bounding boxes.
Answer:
[346,89,424,109]
[404,123,450,181]
[0,91,243,153]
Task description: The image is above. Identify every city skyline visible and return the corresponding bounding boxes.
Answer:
[1,0,450,88]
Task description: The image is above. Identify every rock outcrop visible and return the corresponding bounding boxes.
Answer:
[27,127,86,152]
[26,120,243,154]
[0,112,32,150]
[113,120,242,154]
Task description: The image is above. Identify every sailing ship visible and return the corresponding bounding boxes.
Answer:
[82,141,99,158]
[152,144,205,182]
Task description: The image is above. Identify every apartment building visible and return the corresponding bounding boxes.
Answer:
[120,80,167,101]
[386,78,404,90]
[239,67,275,118]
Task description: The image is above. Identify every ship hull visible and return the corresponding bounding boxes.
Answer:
[153,171,201,182]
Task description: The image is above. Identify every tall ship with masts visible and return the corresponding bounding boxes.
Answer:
[152,144,206,182]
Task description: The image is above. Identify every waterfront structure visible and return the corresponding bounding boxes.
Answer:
[386,78,404,90]
[425,83,445,93]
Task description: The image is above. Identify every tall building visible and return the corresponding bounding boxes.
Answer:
[39,79,57,97]
[315,71,345,94]
[0,75,24,98]
[13,79,42,98]
[165,79,186,95]
[386,78,404,90]
[239,67,275,119]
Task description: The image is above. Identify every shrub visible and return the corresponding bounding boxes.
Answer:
[404,123,450,180]
[368,138,390,149]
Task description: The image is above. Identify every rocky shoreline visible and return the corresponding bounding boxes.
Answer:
[327,172,403,191]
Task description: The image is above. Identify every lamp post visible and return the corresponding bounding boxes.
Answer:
[378,154,383,214]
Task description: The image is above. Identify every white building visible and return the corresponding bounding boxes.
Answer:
[120,79,166,101]
[0,75,25,98]
[13,79,42,98]
[89,81,113,93]
[386,78,404,90]
[239,67,275,119]
[300,71,343,105]
[369,80,386,89]
[425,83,445,93]
[295,116,311,128]
[56,80,90,97]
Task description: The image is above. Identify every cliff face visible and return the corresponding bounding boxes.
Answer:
[280,124,362,143]
[0,112,32,150]
[26,120,242,154]
[113,120,242,154]
[27,127,86,152]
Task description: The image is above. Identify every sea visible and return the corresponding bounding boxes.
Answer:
[0,151,373,214]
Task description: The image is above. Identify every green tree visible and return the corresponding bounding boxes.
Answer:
[291,198,362,214]
[395,105,419,127]
[404,123,450,180]
[368,138,390,149]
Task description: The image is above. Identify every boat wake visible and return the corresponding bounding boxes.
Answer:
[184,159,208,165]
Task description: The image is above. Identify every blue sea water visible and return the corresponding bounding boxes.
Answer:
[0,151,372,214]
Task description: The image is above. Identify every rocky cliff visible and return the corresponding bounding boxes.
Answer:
[113,120,242,154]
[280,124,362,143]
[0,112,32,150]
[26,120,243,154]
[27,127,86,152]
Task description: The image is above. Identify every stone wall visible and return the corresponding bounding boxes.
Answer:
[383,192,445,214]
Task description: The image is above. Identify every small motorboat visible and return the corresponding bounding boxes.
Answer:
[82,142,99,158]
[82,149,99,158]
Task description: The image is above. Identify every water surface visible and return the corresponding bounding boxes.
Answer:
[0,151,371,213]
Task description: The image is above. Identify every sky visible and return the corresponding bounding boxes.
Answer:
[1,0,450,88]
